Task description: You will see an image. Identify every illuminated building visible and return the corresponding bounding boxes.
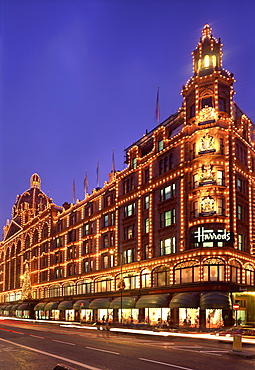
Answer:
[1,25,255,328]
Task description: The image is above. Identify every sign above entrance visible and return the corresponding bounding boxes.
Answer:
[192,227,234,243]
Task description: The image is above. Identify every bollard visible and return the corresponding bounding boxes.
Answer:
[232,334,242,352]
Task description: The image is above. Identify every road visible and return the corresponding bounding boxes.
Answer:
[0,318,254,370]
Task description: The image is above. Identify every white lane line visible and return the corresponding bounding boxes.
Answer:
[86,346,120,355]
[0,337,101,370]
[30,335,44,339]
[140,358,194,370]
[53,339,75,346]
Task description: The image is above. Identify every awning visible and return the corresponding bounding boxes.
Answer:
[89,298,111,309]
[73,300,91,310]
[5,305,13,311]
[58,301,73,310]
[44,301,58,311]
[34,302,46,311]
[110,297,137,309]
[17,304,29,311]
[200,292,232,310]
[135,294,170,308]
[11,304,20,311]
[170,293,199,309]
[0,305,7,311]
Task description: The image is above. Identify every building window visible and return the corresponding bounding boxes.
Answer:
[160,210,176,227]
[144,218,149,233]
[160,183,176,201]
[124,202,136,217]
[144,168,150,183]
[83,259,92,273]
[123,249,134,264]
[144,195,149,210]
[123,177,134,194]
[102,234,108,248]
[159,159,164,175]
[217,170,224,186]
[218,199,224,215]
[70,212,76,226]
[202,96,212,108]
[160,237,176,255]
[123,274,138,290]
[77,280,91,295]
[174,262,199,284]
[203,259,225,281]
[103,214,109,227]
[190,104,195,118]
[132,158,137,169]
[124,225,135,240]
[158,140,163,152]
[237,205,242,220]
[141,269,150,288]
[143,244,149,260]
[96,279,113,293]
[245,266,254,285]
[83,223,90,236]
[153,266,170,286]
[218,98,226,112]
[237,234,246,251]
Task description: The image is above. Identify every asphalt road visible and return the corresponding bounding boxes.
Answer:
[0,319,254,370]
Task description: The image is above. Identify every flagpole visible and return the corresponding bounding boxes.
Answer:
[72,178,76,204]
[96,159,100,188]
[112,148,115,173]
[155,86,160,123]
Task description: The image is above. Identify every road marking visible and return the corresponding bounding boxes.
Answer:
[0,337,101,370]
[30,335,44,339]
[86,346,120,355]
[53,339,75,346]
[139,358,194,370]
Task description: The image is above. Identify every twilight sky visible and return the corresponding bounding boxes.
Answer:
[0,0,255,233]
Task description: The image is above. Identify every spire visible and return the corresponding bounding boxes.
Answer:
[202,23,212,39]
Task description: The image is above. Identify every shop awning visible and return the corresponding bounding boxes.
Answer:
[0,305,7,311]
[200,292,232,310]
[89,298,111,309]
[58,301,73,310]
[170,293,199,309]
[34,302,46,311]
[73,300,91,310]
[5,305,13,311]
[11,304,20,311]
[44,301,58,311]
[17,304,29,311]
[135,294,170,308]
[110,297,137,309]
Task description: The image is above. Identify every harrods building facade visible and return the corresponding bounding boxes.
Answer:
[1,25,255,328]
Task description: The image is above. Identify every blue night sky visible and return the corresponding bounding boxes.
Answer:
[0,0,255,233]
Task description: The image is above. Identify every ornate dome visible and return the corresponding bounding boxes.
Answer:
[12,174,51,221]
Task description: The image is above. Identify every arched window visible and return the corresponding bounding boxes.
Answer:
[174,261,200,284]
[25,236,30,249]
[229,260,241,283]
[63,282,75,296]
[50,285,61,298]
[11,244,15,257]
[95,277,113,293]
[152,266,170,287]
[42,224,48,239]
[140,269,150,288]
[244,264,254,285]
[122,272,138,290]
[77,279,92,295]
[203,258,225,281]
[204,54,210,68]
[5,248,10,260]
[212,55,216,67]
[16,240,21,255]
[33,230,39,245]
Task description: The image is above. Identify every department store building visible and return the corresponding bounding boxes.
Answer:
[1,25,255,328]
